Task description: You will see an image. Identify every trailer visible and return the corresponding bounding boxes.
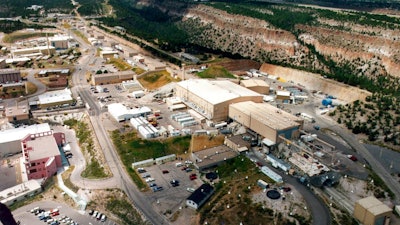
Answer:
[300,113,315,123]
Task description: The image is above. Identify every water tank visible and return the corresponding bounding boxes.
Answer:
[322,98,332,106]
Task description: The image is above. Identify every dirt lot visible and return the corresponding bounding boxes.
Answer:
[259,63,371,103]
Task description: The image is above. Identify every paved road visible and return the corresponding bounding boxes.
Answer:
[249,151,331,225]
[68,22,168,224]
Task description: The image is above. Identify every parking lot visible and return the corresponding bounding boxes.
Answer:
[138,160,204,213]
[13,200,115,225]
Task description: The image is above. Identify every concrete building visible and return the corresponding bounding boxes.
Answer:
[100,50,118,60]
[192,145,239,171]
[48,35,71,49]
[11,46,55,58]
[240,79,270,95]
[0,59,6,69]
[32,88,73,108]
[224,135,252,153]
[275,90,291,102]
[0,123,51,157]
[91,71,134,85]
[229,101,303,146]
[260,166,283,183]
[0,180,42,206]
[186,183,214,210]
[354,196,392,225]
[0,69,21,84]
[5,101,29,122]
[21,130,65,180]
[37,69,70,77]
[175,79,263,121]
[108,103,151,122]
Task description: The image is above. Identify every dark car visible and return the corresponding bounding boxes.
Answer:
[162,170,169,174]
[170,180,180,187]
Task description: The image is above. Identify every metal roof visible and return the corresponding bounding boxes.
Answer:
[0,123,51,144]
[177,79,262,105]
[230,101,301,130]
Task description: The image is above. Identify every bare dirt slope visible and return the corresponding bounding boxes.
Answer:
[259,63,371,103]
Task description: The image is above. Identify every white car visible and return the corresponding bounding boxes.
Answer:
[145,178,155,183]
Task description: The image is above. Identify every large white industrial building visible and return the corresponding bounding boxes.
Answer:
[0,123,51,157]
[30,88,73,108]
[229,101,303,146]
[108,103,151,122]
[175,79,263,122]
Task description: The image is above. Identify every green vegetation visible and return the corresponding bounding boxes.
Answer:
[138,70,178,90]
[61,166,79,192]
[0,20,54,34]
[3,32,53,43]
[78,0,109,16]
[108,58,132,71]
[106,190,150,225]
[330,94,399,147]
[368,170,395,199]
[0,0,73,17]
[132,67,145,74]
[197,65,235,79]
[111,130,190,190]
[64,119,108,179]
[72,30,89,44]
[200,157,303,225]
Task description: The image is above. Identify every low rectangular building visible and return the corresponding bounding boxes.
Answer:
[229,101,303,145]
[11,46,55,58]
[34,88,73,107]
[354,196,392,225]
[5,101,29,122]
[186,183,214,210]
[0,180,42,206]
[92,71,134,85]
[192,145,239,171]
[240,79,270,94]
[108,103,151,122]
[0,69,21,84]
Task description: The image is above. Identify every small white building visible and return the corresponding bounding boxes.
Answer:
[260,166,283,183]
[108,103,151,122]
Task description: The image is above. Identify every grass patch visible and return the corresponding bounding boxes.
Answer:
[197,65,235,79]
[64,119,109,179]
[199,156,282,225]
[61,166,79,192]
[72,30,89,44]
[369,170,395,199]
[3,32,52,43]
[108,58,132,71]
[62,23,71,29]
[111,130,191,190]
[26,81,38,95]
[138,70,178,90]
[106,190,150,225]
[132,67,146,74]
[81,158,108,179]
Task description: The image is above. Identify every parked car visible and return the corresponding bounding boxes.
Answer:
[141,173,151,178]
[145,177,155,183]
[162,170,169,174]
[149,183,157,187]
[186,187,195,193]
[170,180,180,187]
[137,168,146,173]
[152,186,163,192]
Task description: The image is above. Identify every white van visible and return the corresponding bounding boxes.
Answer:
[175,162,183,167]
[101,214,107,222]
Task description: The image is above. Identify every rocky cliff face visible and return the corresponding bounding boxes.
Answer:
[145,1,400,81]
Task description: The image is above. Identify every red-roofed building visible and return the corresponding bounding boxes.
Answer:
[21,130,65,180]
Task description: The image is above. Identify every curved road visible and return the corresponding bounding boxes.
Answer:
[69,30,168,224]
[251,151,331,225]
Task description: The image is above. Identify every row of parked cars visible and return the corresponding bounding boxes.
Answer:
[137,168,164,192]
[30,207,77,225]
[88,209,107,222]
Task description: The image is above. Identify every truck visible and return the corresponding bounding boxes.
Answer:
[130,90,145,99]
[300,113,315,123]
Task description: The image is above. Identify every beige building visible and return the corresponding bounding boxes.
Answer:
[11,46,55,57]
[0,59,6,68]
[91,70,135,85]
[354,196,392,225]
[240,79,269,95]
[175,79,263,122]
[229,101,303,145]
[100,50,118,59]
[5,101,29,122]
